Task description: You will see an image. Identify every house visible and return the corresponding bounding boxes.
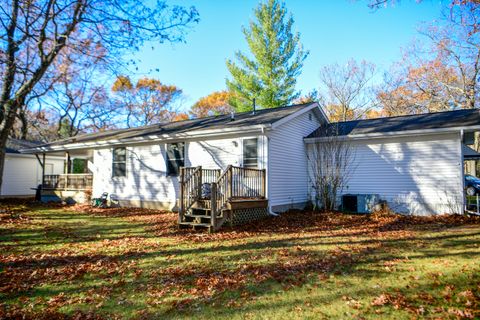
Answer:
[20,102,326,230]
[20,103,479,230]
[2,139,64,198]
[305,108,480,215]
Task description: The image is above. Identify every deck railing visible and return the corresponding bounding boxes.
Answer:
[179,167,201,223]
[230,166,266,199]
[43,174,93,190]
[179,165,266,228]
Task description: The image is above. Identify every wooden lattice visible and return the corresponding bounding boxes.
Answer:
[228,208,269,226]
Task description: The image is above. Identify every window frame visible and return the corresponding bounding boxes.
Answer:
[242,137,258,169]
[166,142,185,176]
[112,147,127,178]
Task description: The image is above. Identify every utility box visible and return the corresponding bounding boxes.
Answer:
[342,194,380,214]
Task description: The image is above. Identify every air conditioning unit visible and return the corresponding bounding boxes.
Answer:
[342,194,380,214]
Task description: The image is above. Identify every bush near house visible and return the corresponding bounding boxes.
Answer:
[0,201,479,319]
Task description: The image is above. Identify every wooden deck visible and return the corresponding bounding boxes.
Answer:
[42,174,93,191]
[178,165,267,232]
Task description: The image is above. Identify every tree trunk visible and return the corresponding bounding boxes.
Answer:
[18,109,29,140]
[0,100,19,191]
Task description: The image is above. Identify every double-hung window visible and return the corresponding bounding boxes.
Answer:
[166,142,185,176]
[242,138,258,168]
[112,147,127,177]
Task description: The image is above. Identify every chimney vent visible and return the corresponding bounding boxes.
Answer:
[230,111,235,121]
[252,98,256,115]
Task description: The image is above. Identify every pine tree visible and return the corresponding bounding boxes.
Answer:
[226,0,308,111]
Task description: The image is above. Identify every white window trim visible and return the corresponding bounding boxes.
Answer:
[240,137,259,169]
[111,146,127,179]
[165,141,186,176]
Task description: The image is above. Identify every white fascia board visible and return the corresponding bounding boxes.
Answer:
[303,125,480,143]
[21,124,272,154]
[6,153,64,160]
[271,102,326,129]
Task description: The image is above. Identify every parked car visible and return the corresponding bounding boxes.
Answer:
[465,174,480,196]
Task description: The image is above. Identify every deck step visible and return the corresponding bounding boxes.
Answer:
[185,214,212,219]
[179,222,211,228]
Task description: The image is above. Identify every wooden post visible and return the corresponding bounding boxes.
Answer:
[227,165,233,200]
[65,152,71,174]
[179,167,185,224]
[211,182,217,229]
[197,166,202,200]
[41,153,46,186]
[261,169,266,199]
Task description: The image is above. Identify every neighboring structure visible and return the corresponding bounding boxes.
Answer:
[21,104,479,227]
[305,109,480,215]
[2,139,64,198]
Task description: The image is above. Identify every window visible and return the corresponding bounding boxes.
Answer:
[243,138,258,168]
[112,147,126,177]
[166,142,185,175]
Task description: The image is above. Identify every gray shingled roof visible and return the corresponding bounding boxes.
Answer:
[31,102,317,149]
[307,108,480,138]
[6,138,43,153]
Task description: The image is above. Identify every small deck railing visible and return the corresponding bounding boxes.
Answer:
[179,165,266,227]
[43,174,93,190]
[230,166,266,199]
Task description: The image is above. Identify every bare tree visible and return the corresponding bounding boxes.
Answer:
[319,59,376,122]
[367,0,480,12]
[306,124,356,211]
[0,0,199,190]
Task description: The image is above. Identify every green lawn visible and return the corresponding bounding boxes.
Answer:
[0,202,479,319]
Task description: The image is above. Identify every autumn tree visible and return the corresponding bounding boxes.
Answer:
[377,59,460,116]
[190,91,234,118]
[226,0,308,111]
[293,89,319,104]
[319,59,376,122]
[112,76,184,127]
[377,3,480,115]
[0,0,198,190]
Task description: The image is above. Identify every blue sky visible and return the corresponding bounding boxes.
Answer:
[132,0,446,111]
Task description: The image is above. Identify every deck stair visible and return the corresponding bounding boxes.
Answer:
[178,165,266,232]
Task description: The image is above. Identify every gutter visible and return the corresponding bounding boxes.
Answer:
[304,125,480,143]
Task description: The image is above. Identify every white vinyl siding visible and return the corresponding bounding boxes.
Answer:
[1,154,64,196]
[268,110,322,209]
[91,135,267,209]
[308,133,463,215]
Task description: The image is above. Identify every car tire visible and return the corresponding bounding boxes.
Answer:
[466,186,477,196]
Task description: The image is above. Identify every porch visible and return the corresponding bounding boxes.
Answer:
[43,173,93,191]
[179,165,268,232]
[36,149,94,203]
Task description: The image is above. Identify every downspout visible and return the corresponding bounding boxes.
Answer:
[460,129,466,215]
[262,126,279,216]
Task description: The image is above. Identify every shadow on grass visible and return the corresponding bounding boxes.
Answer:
[1,205,480,319]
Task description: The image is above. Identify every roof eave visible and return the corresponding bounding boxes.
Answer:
[304,125,480,143]
[20,124,272,154]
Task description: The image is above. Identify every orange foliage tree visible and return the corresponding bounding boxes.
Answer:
[190,91,234,118]
[377,3,480,115]
[112,76,185,127]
